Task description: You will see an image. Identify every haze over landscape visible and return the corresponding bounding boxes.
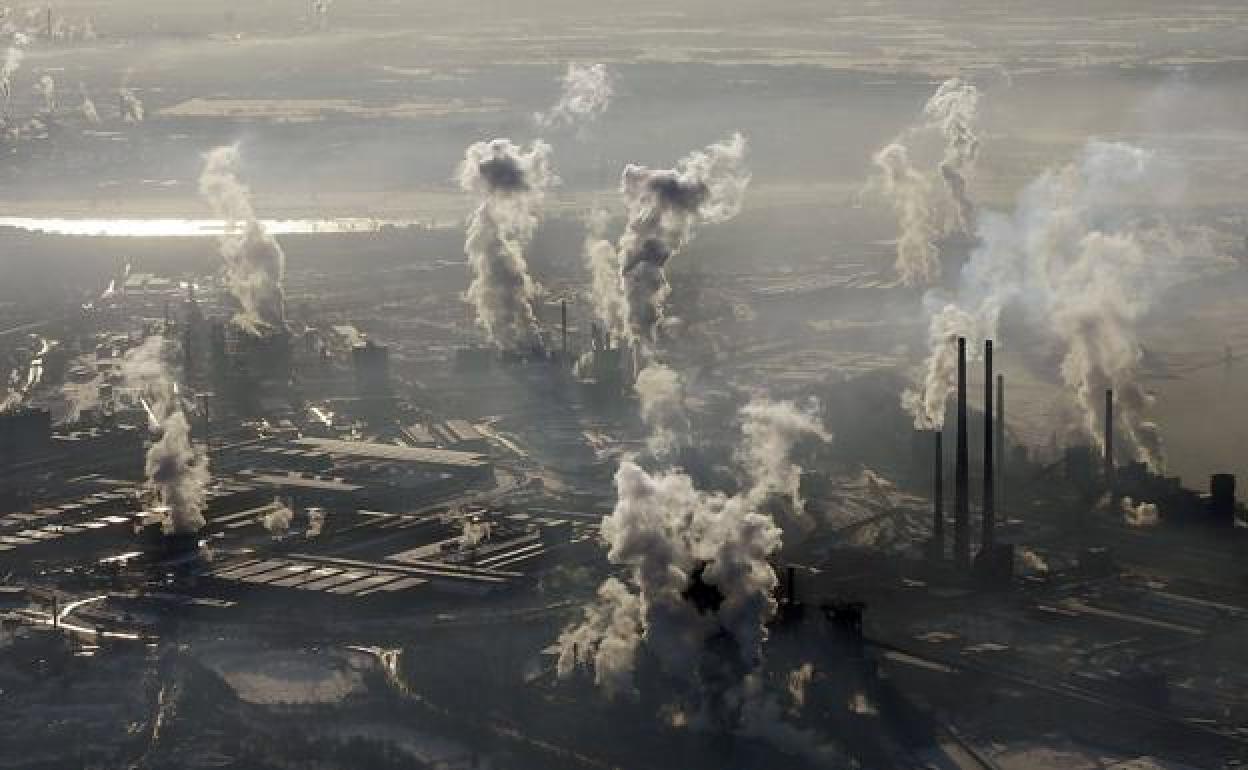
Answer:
[2,2,1248,768]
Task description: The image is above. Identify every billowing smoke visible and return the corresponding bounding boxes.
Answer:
[261,499,294,536]
[871,143,938,286]
[557,460,782,707]
[738,398,830,532]
[459,515,492,547]
[583,208,626,344]
[199,145,287,334]
[900,303,978,429]
[1122,497,1160,528]
[34,73,54,113]
[118,87,144,122]
[1018,548,1050,575]
[786,663,815,712]
[312,0,333,31]
[535,63,613,131]
[922,78,981,235]
[1,47,23,112]
[634,362,689,460]
[456,138,555,351]
[616,134,749,348]
[869,77,982,285]
[79,83,99,124]
[121,337,209,535]
[556,396,826,731]
[903,141,1170,466]
[306,508,326,538]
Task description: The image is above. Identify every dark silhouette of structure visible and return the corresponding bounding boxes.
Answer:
[981,340,995,556]
[955,336,969,569]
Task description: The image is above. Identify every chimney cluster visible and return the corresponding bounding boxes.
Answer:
[932,337,1005,572]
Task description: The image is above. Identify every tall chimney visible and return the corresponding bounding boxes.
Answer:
[996,373,1005,517]
[933,430,944,556]
[982,340,995,555]
[955,336,970,569]
[1104,388,1115,494]
[560,299,568,357]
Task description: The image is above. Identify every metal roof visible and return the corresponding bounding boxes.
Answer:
[291,438,488,468]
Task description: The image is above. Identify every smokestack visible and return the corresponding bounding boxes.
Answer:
[561,298,568,357]
[982,340,995,555]
[955,336,969,569]
[1105,388,1115,494]
[996,373,1004,516]
[932,429,944,556]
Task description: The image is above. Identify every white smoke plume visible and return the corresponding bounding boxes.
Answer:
[79,83,99,124]
[34,73,54,113]
[536,63,613,131]
[118,87,143,122]
[555,577,643,698]
[121,337,209,535]
[785,662,815,713]
[869,77,982,286]
[261,499,294,536]
[557,461,782,705]
[456,138,556,351]
[1122,496,1160,528]
[459,515,492,547]
[738,397,830,533]
[199,145,287,334]
[61,370,106,423]
[312,0,333,31]
[900,303,979,430]
[616,133,750,348]
[903,141,1170,466]
[1,46,23,112]
[1018,548,1050,575]
[306,508,326,538]
[922,78,981,235]
[557,396,827,731]
[583,208,627,344]
[871,143,938,286]
[634,362,689,460]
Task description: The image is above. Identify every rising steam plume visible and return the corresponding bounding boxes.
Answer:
[119,87,144,122]
[199,145,287,334]
[1,46,23,114]
[456,138,556,351]
[870,77,982,286]
[535,63,613,132]
[79,83,99,124]
[34,73,54,113]
[923,78,981,235]
[871,143,938,286]
[583,207,626,346]
[121,337,209,535]
[615,133,750,349]
[903,141,1169,467]
[634,362,690,460]
[556,396,827,731]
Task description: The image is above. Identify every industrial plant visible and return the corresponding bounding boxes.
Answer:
[2,1,1248,768]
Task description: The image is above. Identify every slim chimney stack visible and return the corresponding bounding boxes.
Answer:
[933,430,944,557]
[1104,388,1115,494]
[560,298,568,357]
[982,340,995,555]
[955,336,970,569]
[996,373,1005,516]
